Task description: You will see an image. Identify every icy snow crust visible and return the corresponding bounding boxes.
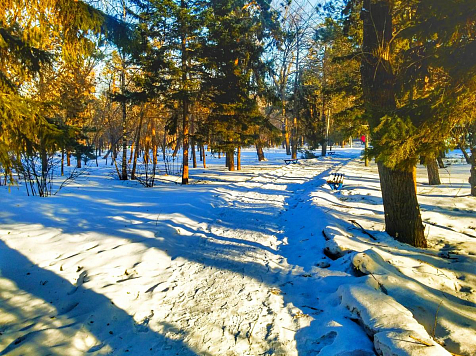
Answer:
[0,148,475,355]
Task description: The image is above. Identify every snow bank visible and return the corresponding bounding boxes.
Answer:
[338,283,450,356]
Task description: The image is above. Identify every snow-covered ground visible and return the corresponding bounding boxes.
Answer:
[0,147,475,356]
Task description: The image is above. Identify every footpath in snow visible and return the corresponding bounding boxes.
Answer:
[0,148,475,356]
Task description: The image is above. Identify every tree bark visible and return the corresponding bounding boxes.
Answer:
[470,149,476,196]
[180,0,189,185]
[458,142,471,164]
[76,150,81,168]
[361,0,425,247]
[192,141,197,168]
[364,135,369,167]
[202,145,206,168]
[131,111,144,180]
[378,163,427,247]
[120,62,128,180]
[426,158,441,185]
[226,150,235,171]
[61,148,65,176]
[256,144,265,161]
[237,147,241,170]
[284,118,291,155]
[291,117,298,159]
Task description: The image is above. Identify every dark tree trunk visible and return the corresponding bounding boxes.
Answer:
[76,151,81,168]
[458,142,471,164]
[120,75,128,180]
[226,150,235,171]
[426,158,441,185]
[378,163,427,247]
[131,113,143,180]
[40,147,48,194]
[470,149,476,196]
[172,136,181,158]
[192,141,197,168]
[285,118,291,155]
[437,157,445,168]
[180,0,189,185]
[361,0,425,247]
[256,144,265,161]
[237,147,241,170]
[291,118,298,159]
[61,148,65,176]
[364,135,369,167]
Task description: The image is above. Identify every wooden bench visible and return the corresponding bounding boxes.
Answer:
[284,159,299,165]
[327,173,344,190]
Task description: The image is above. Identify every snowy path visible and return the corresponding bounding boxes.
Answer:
[0,154,375,355]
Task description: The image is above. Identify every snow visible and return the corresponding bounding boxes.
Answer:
[0,147,475,355]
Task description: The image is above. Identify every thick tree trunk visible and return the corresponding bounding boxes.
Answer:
[202,145,206,168]
[378,163,427,247]
[237,147,241,170]
[226,150,235,171]
[67,150,71,167]
[76,151,81,168]
[426,158,441,185]
[361,0,425,247]
[256,144,265,161]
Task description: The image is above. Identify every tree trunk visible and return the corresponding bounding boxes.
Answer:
[364,135,369,167]
[76,150,81,168]
[291,117,298,159]
[129,141,134,164]
[426,158,441,185]
[361,0,425,247]
[470,149,476,196]
[61,148,65,176]
[131,112,144,180]
[378,163,427,247]
[67,150,71,167]
[192,141,197,168]
[180,0,189,185]
[226,150,235,171]
[172,136,181,158]
[237,147,241,170]
[120,64,128,180]
[458,142,471,164]
[256,144,265,161]
[40,146,48,195]
[202,145,207,168]
[284,118,291,155]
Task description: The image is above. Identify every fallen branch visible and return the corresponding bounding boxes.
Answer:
[349,220,377,240]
